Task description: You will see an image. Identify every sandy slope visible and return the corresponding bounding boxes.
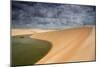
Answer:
[30,26,95,64]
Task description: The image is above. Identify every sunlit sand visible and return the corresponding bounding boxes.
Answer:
[30,26,95,64]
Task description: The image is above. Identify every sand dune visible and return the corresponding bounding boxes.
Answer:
[30,26,95,64]
[12,29,55,36]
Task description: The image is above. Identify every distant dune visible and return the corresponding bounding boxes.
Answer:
[12,29,55,36]
[30,26,95,64]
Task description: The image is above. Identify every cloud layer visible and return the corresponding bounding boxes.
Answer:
[12,1,96,29]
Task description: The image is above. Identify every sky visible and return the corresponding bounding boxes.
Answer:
[12,1,96,29]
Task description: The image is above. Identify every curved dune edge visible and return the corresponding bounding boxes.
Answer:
[30,26,95,64]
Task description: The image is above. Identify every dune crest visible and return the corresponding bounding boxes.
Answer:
[30,26,95,64]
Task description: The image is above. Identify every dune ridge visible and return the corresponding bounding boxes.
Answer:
[30,26,95,64]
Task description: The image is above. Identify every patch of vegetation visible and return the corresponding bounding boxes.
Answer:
[11,35,52,66]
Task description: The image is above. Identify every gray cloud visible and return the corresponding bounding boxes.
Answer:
[12,1,96,29]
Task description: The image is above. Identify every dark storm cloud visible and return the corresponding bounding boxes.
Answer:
[12,1,96,29]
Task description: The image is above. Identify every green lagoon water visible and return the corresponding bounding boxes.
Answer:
[12,35,52,66]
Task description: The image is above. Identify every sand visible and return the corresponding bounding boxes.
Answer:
[11,26,96,64]
[12,29,55,36]
[30,26,95,64]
